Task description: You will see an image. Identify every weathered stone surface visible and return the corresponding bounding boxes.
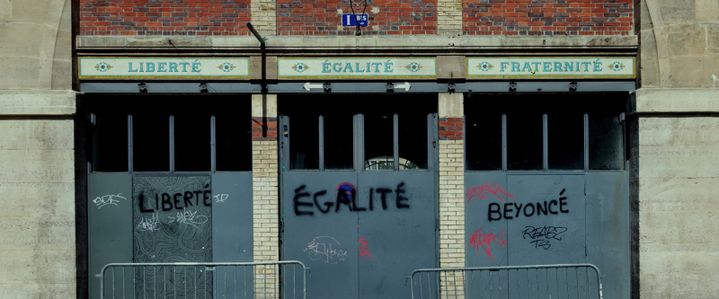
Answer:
[667,56,710,87]
[666,24,705,57]
[696,0,719,21]
[636,88,719,112]
[658,0,696,23]
[0,91,75,115]
[639,115,719,297]
[707,24,719,54]
[436,56,465,80]
[0,120,74,150]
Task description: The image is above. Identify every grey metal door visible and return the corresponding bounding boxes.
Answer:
[464,94,630,299]
[85,96,254,298]
[280,96,438,299]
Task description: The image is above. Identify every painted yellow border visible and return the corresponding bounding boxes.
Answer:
[277,56,437,80]
[78,56,251,80]
[465,56,637,80]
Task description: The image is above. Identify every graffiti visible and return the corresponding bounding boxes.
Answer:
[137,213,160,232]
[488,189,569,221]
[358,236,373,260]
[138,184,212,213]
[304,236,348,264]
[213,193,229,203]
[469,228,507,259]
[293,182,410,216]
[466,183,513,202]
[168,209,209,228]
[92,193,127,209]
[522,225,568,250]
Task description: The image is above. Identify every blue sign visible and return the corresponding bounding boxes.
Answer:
[342,14,369,27]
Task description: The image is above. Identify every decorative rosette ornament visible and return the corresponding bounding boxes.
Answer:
[405,62,422,73]
[478,61,493,72]
[218,62,236,73]
[293,63,309,73]
[94,62,113,72]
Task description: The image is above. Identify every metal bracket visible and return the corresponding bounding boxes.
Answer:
[323,82,332,93]
[569,81,578,92]
[508,81,517,93]
[447,82,456,93]
[199,82,209,93]
[138,82,148,93]
[386,82,395,93]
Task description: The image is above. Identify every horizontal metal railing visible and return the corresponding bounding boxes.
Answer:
[410,263,602,299]
[99,261,308,299]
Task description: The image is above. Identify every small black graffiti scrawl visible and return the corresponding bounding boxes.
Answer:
[521,225,568,250]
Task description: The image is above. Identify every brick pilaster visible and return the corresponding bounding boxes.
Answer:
[438,93,465,298]
[251,94,279,298]
[251,0,277,35]
[437,0,463,35]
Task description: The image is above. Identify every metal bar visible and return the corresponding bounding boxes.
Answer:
[142,268,146,299]
[169,115,175,172]
[355,114,364,171]
[211,115,217,172]
[584,113,590,171]
[501,114,507,171]
[128,115,134,172]
[122,267,125,299]
[543,113,549,170]
[318,115,325,170]
[393,113,399,171]
[111,268,115,299]
[293,264,297,299]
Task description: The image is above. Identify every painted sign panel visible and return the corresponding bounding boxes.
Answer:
[467,56,636,79]
[278,57,436,79]
[79,57,249,80]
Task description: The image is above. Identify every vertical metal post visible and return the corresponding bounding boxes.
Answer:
[169,115,175,172]
[318,115,325,170]
[427,113,437,171]
[128,115,134,173]
[393,113,399,171]
[211,115,217,172]
[584,113,589,171]
[542,113,548,170]
[501,114,507,171]
[355,114,364,171]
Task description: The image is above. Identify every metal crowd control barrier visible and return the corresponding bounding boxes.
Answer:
[99,261,308,299]
[410,264,602,299]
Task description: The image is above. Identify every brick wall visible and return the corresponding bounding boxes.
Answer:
[79,0,635,36]
[276,0,437,35]
[463,0,634,36]
[79,0,251,35]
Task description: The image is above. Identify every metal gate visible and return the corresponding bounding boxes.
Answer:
[86,96,254,298]
[99,261,307,299]
[410,264,603,299]
[279,95,439,299]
